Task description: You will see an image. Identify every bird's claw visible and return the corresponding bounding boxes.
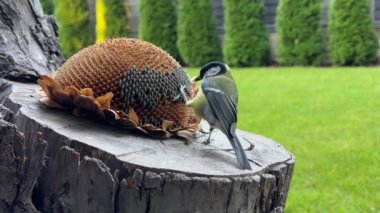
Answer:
[200,129,210,134]
[202,139,212,145]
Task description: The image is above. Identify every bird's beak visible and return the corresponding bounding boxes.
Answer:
[193,76,202,81]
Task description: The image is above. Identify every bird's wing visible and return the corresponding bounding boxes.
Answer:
[201,76,237,135]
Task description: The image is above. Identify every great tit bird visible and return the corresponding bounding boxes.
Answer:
[183,61,252,170]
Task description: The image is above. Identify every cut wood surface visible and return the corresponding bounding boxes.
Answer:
[2,81,295,212]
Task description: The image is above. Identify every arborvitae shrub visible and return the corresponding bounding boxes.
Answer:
[139,0,181,62]
[223,0,270,66]
[177,0,222,67]
[54,0,93,58]
[40,0,54,14]
[104,0,130,38]
[329,0,378,65]
[276,0,324,66]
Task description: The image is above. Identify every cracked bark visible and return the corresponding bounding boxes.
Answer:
[2,82,295,213]
[0,112,48,212]
[0,0,64,82]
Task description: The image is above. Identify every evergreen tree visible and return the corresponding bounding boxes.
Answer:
[224,0,270,66]
[54,0,93,58]
[276,0,324,65]
[139,0,181,62]
[40,0,54,14]
[177,0,222,66]
[329,0,378,65]
[104,0,130,38]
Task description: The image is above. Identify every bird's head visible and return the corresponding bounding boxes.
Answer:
[193,61,230,81]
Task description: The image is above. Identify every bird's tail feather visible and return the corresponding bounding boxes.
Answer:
[228,132,252,170]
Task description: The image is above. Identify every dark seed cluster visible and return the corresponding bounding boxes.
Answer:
[119,66,192,113]
[139,117,162,127]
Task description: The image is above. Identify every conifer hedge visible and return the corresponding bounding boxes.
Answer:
[223,0,270,66]
[329,0,378,65]
[40,0,54,14]
[276,0,324,65]
[104,0,130,38]
[54,0,93,58]
[177,0,222,66]
[139,0,181,61]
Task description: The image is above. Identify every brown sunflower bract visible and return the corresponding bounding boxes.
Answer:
[38,38,199,139]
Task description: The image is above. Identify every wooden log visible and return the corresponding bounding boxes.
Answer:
[0,78,12,104]
[0,119,19,212]
[2,81,295,213]
[0,0,64,81]
[0,111,47,212]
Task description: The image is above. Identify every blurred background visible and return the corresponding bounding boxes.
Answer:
[40,0,380,212]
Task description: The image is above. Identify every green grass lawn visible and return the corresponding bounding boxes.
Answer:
[187,67,380,212]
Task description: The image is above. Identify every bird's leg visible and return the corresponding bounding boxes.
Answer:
[203,127,214,145]
[219,137,255,151]
[217,144,255,152]
[203,137,255,151]
[199,127,209,134]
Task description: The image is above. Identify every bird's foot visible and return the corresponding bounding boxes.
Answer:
[202,138,212,145]
[184,140,192,145]
[199,128,210,134]
[219,145,254,152]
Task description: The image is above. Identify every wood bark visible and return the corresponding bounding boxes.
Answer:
[0,0,64,82]
[0,104,48,212]
[1,81,295,213]
[0,78,11,104]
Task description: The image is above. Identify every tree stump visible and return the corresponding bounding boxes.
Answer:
[0,0,295,211]
[0,100,48,212]
[1,81,295,213]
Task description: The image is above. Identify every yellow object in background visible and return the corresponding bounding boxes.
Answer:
[96,0,106,43]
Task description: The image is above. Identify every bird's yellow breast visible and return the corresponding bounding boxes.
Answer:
[187,88,207,120]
